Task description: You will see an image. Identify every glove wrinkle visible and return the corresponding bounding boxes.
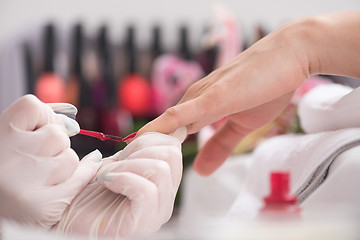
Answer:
[55,130,184,239]
[0,96,101,232]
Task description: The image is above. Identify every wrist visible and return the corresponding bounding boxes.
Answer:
[282,11,360,78]
[276,16,325,77]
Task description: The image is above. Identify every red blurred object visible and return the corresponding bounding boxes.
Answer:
[118,25,151,118]
[260,171,301,218]
[79,129,136,142]
[119,73,151,117]
[264,171,297,205]
[36,73,65,103]
[93,25,133,136]
[36,23,66,103]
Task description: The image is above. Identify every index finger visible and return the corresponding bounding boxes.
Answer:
[1,95,79,136]
[1,95,56,131]
[137,95,225,138]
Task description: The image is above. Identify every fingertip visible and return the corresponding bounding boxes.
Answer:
[55,114,80,137]
[131,121,161,143]
[82,149,103,164]
[136,105,186,137]
[48,103,78,116]
[123,132,137,144]
[136,121,160,137]
[192,124,244,176]
[193,140,221,176]
[70,149,103,183]
[192,151,218,176]
[79,149,103,176]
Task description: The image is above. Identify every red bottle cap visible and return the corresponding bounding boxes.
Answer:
[118,74,151,117]
[35,73,66,103]
[263,171,297,205]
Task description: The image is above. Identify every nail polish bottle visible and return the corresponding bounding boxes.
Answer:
[22,42,35,95]
[142,24,163,80]
[259,171,301,220]
[197,25,219,75]
[66,23,84,107]
[117,25,152,118]
[151,25,163,65]
[147,25,163,117]
[35,23,66,103]
[97,25,133,137]
[178,25,192,60]
[151,25,204,115]
[69,23,97,131]
[92,25,111,113]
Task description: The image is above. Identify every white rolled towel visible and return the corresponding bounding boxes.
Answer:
[298,84,359,133]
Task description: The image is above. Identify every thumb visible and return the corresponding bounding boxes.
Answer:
[2,95,53,131]
[193,121,245,176]
[60,149,102,196]
[2,95,80,136]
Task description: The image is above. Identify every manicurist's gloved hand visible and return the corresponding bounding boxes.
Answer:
[55,127,186,239]
[0,94,102,229]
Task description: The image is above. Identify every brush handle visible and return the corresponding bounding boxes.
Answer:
[79,129,137,142]
[79,129,122,142]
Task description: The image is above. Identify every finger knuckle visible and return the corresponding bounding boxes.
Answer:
[164,106,182,126]
[143,182,157,195]
[156,160,171,174]
[20,94,43,112]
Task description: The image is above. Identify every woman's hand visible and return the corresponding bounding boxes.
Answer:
[136,11,360,176]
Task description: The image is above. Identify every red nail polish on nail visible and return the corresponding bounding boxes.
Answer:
[123,132,137,142]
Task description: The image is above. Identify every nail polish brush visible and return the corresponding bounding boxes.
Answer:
[55,111,136,143]
[78,129,137,142]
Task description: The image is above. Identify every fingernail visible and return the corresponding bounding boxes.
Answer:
[123,132,137,143]
[56,112,76,120]
[86,149,102,162]
[96,172,116,182]
[49,103,78,115]
[63,117,80,137]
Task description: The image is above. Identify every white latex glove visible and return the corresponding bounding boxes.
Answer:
[0,95,102,229]
[55,127,187,239]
